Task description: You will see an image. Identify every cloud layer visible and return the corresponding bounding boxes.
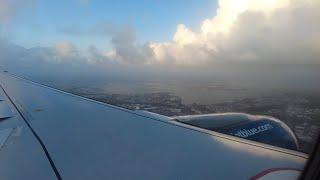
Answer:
[0,0,320,72]
[87,0,320,67]
[148,0,320,66]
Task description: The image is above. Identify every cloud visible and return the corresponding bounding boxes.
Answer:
[0,0,36,23]
[0,38,85,71]
[80,0,319,67]
[148,0,320,66]
[108,26,155,64]
[69,25,155,65]
[1,0,320,73]
[56,0,320,67]
[54,42,80,60]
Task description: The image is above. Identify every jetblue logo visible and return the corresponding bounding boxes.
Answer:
[233,123,274,138]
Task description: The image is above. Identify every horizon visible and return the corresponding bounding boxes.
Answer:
[0,0,319,77]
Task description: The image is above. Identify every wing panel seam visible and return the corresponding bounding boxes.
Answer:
[0,84,62,180]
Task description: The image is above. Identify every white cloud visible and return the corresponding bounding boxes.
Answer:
[54,42,79,60]
[1,0,320,71]
[148,0,320,66]
[53,0,320,67]
[200,0,290,35]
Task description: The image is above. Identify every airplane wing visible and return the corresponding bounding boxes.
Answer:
[0,72,307,180]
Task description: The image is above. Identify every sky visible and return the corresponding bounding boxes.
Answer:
[1,0,216,48]
[0,0,319,77]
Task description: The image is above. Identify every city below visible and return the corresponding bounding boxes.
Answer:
[65,87,320,154]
